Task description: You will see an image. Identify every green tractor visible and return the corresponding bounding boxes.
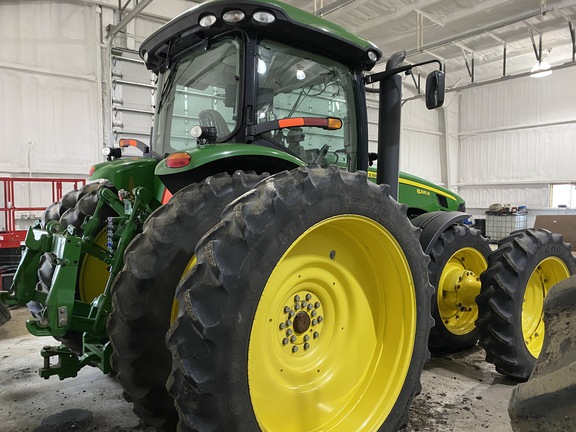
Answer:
[3,0,574,431]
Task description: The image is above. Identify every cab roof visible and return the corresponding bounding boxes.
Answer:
[140,0,382,74]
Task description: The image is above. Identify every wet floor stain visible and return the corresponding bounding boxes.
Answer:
[34,408,92,431]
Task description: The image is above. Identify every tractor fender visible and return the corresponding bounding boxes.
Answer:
[411,211,470,254]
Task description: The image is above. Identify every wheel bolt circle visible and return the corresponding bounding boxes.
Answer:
[280,291,324,351]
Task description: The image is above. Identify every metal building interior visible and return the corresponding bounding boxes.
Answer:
[1,0,576,431]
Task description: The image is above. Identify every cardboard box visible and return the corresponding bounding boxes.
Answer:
[534,215,576,251]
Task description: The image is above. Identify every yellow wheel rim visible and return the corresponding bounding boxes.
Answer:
[79,228,109,302]
[437,247,487,336]
[170,255,196,324]
[522,257,570,357]
[248,215,417,431]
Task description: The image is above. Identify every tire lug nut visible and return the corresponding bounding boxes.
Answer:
[307,304,313,311]
[306,294,312,301]
[286,329,293,336]
[318,316,323,323]
[302,301,307,308]
[295,304,300,310]
[292,346,298,353]
[286,321,292,328]
[312,319,317,326]
[315,302,320,308]
[304,335,310,342]
[313,331,320,339]
[282,338,289,345]
[289,311,295,317]
[279,323,286,330]
[311,310,317,317]
[290,335,297,343]
[304,343,310,350]
[284,306,291,313]
[294,295,300,302]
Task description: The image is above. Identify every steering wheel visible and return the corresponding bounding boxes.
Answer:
[313,144,330,164]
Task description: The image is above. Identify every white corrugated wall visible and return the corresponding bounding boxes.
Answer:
[458,67,576,208]
[0,2,101,176]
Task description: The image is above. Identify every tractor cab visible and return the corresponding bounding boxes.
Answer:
[140,0,383,190]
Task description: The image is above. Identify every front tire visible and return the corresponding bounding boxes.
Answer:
[477,228,576,380]
[167,166,432,432]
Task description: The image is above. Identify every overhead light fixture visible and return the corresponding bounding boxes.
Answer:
[530,61,552,78]
[530,48,552,78]
[257,58,267,75]
[296,67,306,80]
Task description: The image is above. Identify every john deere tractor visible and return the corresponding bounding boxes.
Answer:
[3,1,574,431]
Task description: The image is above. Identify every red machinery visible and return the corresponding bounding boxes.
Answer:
[0,177,86,289]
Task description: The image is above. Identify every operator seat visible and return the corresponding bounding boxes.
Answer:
[198,109,231,140]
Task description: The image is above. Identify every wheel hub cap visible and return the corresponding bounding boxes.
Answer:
[279,292,323,353]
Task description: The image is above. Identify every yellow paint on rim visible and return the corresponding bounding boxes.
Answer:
[78,228,110,303]
[437,247,487,336]
[522,257,570,358]
[170,255,197,324]
[248,215,417,431]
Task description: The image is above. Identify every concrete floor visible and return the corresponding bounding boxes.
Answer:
[1,306,518,432]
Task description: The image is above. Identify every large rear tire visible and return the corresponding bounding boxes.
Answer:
[477,228,576,380]
[428,225,490,354]
[167,166,432,432]
[107,171,268,430]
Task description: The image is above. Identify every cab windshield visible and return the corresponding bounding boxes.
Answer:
[256,40,358,168]
[153,37,241,155]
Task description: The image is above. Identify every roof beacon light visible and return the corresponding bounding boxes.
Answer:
[253,11,275,24]
[199,14,217,28]
[223,10,245,24]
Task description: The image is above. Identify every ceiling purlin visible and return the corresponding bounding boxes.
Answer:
[353,0,446,33]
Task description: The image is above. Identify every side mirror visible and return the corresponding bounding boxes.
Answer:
[425,70,445,109]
